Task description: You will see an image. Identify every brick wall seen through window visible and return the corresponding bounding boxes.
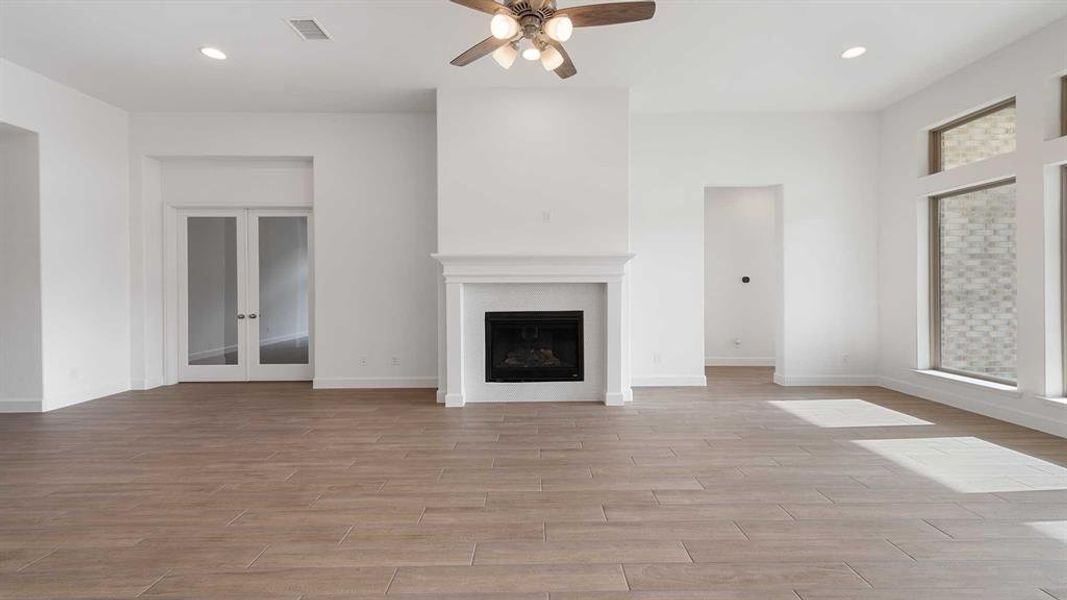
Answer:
[934,181,1017,382]
[931,100,1016,173]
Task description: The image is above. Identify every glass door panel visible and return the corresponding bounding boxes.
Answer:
[178,212,247,381]
[249,211,313,381]
[256,216,310,365]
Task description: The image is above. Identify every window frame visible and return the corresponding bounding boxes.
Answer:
[929,177,1019,386]
[928,98,1017,174]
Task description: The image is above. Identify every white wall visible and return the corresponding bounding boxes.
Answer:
[0,123,42,409]
[161,157,313,208]
[877,17,1067,437]
[0,59,130,411]
[129,113,438,389]
[704,186,778,366]
[631,112,879,387]
[436,88,630,255]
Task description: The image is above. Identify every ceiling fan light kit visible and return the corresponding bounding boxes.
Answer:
[492,43,520,69]
[449,0,656,79]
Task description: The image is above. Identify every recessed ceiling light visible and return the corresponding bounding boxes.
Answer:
[199,47,227,60]
[841,46,867,59]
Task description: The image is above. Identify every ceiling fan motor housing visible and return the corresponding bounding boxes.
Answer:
[509,0,558,31]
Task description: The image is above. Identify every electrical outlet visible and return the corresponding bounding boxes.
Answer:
[841,353,850,364]
[391,356,400,366]
[359,356,369,367]
[542,210,552,223]
[733,338,742,346]
[652,352,662,364]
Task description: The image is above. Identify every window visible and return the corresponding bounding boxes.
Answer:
[929,99,1016,173]
[930,179,1017,384]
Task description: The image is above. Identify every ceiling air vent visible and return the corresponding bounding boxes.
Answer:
[287,18,330,41]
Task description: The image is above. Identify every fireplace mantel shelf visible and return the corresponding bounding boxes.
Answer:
[432,253,636,284]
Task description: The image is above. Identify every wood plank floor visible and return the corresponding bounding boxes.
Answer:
[1,367,1065,599]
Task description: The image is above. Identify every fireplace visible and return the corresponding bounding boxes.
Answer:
[485,311,584,383]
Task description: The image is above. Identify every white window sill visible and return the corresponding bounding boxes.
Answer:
[1034,395,1067,411]
[913,369,1020,394]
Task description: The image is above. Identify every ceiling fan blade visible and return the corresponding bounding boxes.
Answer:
[553,1,655,27]
[450,36,511,66]
[449,0,508,15]
[546,40,577,79]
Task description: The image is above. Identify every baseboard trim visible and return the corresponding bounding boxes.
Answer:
[44,382,130,412]
[773,373,879,386]
[632,374,708,387]
[705,357,776,367]
[878,375,1067,439]
[130,379,165,391]
[313,376,438,389]
[465,396,601,403]
[0,398,42,413]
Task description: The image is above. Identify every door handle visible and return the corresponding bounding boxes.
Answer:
[237,314,246,320]
[249,313,258,319]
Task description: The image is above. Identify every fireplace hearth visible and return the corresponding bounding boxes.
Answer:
[485,311,583,383]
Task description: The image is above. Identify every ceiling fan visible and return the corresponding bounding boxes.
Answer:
[448,0,656,79]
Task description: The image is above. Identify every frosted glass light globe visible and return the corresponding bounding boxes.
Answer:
[540,46,564,71]
[493,43,518,69]
[490,13,519,40]
[545,16,573,42]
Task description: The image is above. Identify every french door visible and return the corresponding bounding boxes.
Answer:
[178,208,312,382]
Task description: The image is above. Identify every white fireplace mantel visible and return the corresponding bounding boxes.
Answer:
[433,253,635,407]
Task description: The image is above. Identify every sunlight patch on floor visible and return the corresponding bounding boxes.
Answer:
[768,399,933,428]
[1028,521,1067,543]
[853,437,1067,493]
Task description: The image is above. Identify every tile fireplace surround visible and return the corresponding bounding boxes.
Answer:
[433,254,635,407]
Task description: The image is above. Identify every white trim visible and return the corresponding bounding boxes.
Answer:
[605,389,631,406]
[465,396,603,404]
[313,376,437,389]
[773,373,879,386]
[705,356,776,367]
[878,375,1067,439]
[43,382,128,412]
[912,368,1019,392]
[632,374,708,387]
[0,398,42,413]
[129,378,164,391]
[432,253,635,284]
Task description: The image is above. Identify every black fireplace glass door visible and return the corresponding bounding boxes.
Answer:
[485,311,583,383]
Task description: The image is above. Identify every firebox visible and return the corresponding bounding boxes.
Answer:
[484,311,584,383]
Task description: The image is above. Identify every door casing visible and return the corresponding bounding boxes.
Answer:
[174,207,313,382]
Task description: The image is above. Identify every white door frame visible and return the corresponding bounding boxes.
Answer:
[168,206,314,383]
[247,208,314,382]
[177,209,248,382]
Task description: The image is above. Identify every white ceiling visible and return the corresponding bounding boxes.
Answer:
[1,0,1065,113]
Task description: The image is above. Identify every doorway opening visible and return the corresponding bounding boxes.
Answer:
[704,186,782,372]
